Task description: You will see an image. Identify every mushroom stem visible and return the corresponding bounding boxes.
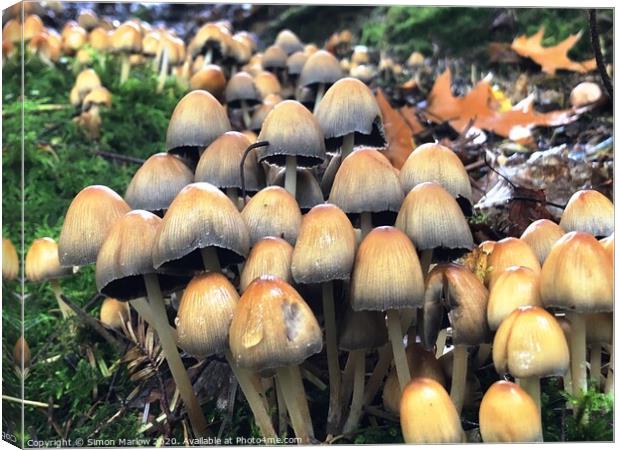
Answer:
[200,247,221,272]
[322,281,342,435]
[203,47,213,66]
[386,309,411,391]
[284,156,297,198]
[224,351,277,439]
[49,279,74,318]
[130,297,178,341]
[435,328,448,358]
[590,343,602,388]
[342,349,365,434]
[275,365,314,443]
[450,344,468,414]
[153,44,162,71]
[518,376,541,414]
[240,100,251,129]
[363,344,392,405]
[604,345,614,395]
[475,343,491,369]
[567,312,588,397]
[276,377,288,436]
[360,212,373,237]
[341,351,355,406]
[156,45,169,93]
[419,249,433,276]
[120,53,131,84]
[313,83,325,114]
[143,273,210,438]
[341,133,355,160]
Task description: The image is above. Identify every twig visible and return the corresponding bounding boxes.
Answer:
[94,150,145,165]
[588,10,613,98]
[465,159,485,171]
[2,395,57,408]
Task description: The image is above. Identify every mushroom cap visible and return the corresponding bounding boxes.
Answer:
[254,70,282,100]
[274,29,304,55]
[399,143,472,202]
[153,182,249,272]
[493,306,569,378]
[485,237,540,288]
[111,21,142,53]
[125,153,194,215]
[396,181,473,252]
[14,336,31,370]
[96,210,188,300]
[570,82,603,108]
[559,189,614,238]
[189,64,227,101]
[315,77,386,151]
[141,31,160,55]
[286,51,308,76]
[249,94,282,132]
[176,272,239,358]
[351,226,424,311]
[400,378,464,444]
[62,24,88,53]
[291,203,356,284]
[585,313,613,344]
[519,219,566,265]
[99,297,130,330]
[89,27,110,51]
[225,71,261,107]
[479,380,542,443]
[487,266,542,330]
[256,100,326,167]
[192,22,229,57]
[262,45,287,69]
[241,186,302,246]
[339,307,388,351]
[77,10,98,30]
[329,148,403,215]
[600,232,614,262]
[2,238,19,281]
[25,237,73,282]
[82,86,112,110]
[75,68,101,97]
[272,168,323,212]
[195,131,265,193]
[240,237,293,292]
[59,185,131,267]
[23,14,44,41]
[540,231,613,313]
[3,19,21,44]
[230,36,252,64]
[165,90,231,163]
[299,50,344,88]
[229,275,322,372]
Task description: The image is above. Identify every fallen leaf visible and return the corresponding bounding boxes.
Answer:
[375,88,415,169]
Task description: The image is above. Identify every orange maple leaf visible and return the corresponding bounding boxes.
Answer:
[375,88,415,169]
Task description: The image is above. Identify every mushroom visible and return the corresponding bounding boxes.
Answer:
[99,297,130,330]
[479,380,543,442]
[272,168,323,213]
[191,23,229,66]
[156,34,184,92]
[570,82,603,108]
[14,336,31,379]
[110,21,142,84]
[79,86,112,139]
[274,29,304,55]
[286,51,308,91]
[2,238,19,281]
[189,64,227,101]
[559,189,614,238]
[225,71,261,128]
[520,219,566,265]
[74,68,102,103]
[484,237,540,288]
[254,70,282,100]
[487,266,542,330]
[77,10,99,31]
[2,19,21,47]
[240,237,293,292]
[261,45,288,83]
[249,93,282,133]
[89,27,110,52]
[298,50,344,112]
[229,275,323,443]
[61,21,87,55]
[23,15,44,42]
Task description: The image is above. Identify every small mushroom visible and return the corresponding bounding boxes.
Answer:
[225,71,261,128]
[2,238,19,281]
[298,50,343,112]
[189,64,226,101]
[111,21,142,84]
[14,336,31,379]
[520,219,566,265]
[485,237,540,288]
[99,298,130,330]
[487,266,542,330]
[559,189,614,238]
[240,237,293,292]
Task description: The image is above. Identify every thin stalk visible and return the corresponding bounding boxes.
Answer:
[363,344,392,405]
[240,100,251,129]
[284,156,297,198]
[322,281,341,435]
[341,133,355,160]
[275,377,288,436]
[203,47,213,66]
[604,345,614,395]
[130,297,178,342]
[152,44,162,72]
[120,53,131,84]
[342,349,365,433]
[200,247,221,272]
[450,344,468,414]
[400,308,417,341]
[435,328,448,358]
[341,352,355,407]
[386,309,411,391]
[275,365,314,443]
[313,83,325,113]
[419,249,433,276]
[49,279,73,318]
[156,45,169,93]
[590,343,602,388]
[518,377,541,415]
[360,212,373,237]
[143,273,210,438]
[567,312,587,397]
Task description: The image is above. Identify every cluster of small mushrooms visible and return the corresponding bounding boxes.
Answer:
[3,6,614,445]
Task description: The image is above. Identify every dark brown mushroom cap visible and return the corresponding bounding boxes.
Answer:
[315,77,386,151]
[152,182,250,272]
[25,237,73,282]
[96,210,188,300]
[189,64,227,101]
[338,306,388,351]
[274,29,304,55]
[225,71,261,107]
[286,51,308,76]
[195,131,265,193]
[262,45,287,70]
[124,153,194,215]
[298,50,343,88]
[229,275,322,372]
[256,100,326,167]
[272,168,323,212]
[559,189,614,238]
[59,185,131,267]
[240,237,293,292]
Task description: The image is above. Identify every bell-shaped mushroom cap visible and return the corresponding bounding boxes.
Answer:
[329,148,403,216]
[189,65,227,101]
[82,87,112,111]
[153,182,250,271]
[75,68,101,97]
[25,237,73,282]
[192,22,230,58]
[254,71,282,99]
[487,266,542,330]
[77,10,98,30]
[315,78,386,151]
[2,238,19,281]
[23,14,44,41]
[493,306,569,378]
[111,21,142,53]
[176,272,239,358]
[165,90,231,164]
[399,143,472,202]
[59,185,131,267]
[62,24,88,53]
[241,186,302,246]
[291,203,356,284]
[423,263,489,347]
[3,19,21,44]
[272,168,323,212]
[99,297,130,330]
[599,232,614,262]
[351,226,424,311]
[262,45,287,70]
[256,100,326,167]
[396,182,473,253]
[274,29,304,55]
[585,313,613,344]
[570,82,603,108]
[141,30,160,55]
[96,210,188,300]
[89,27,110,51]
[124,153,193,215]
[559,189,614,238]
[249,93,282,132]
[225,71,261,107]
[240,237,293,292]
[338,307,388,352]
[287,51,308,76]
[229,275,322,372]
[540,231,613,313]
[520,219,565,265]
[195,131,265,193]
[400,378,464,444]
[299,50,344,88]
[485,237,540,288]
[479,380,543,443]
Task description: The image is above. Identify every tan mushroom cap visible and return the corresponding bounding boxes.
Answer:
[262,44,287,70]
[599,232,614,262]
[493,306,569,378]
[540,231,613,313]
[2,238,19,281]
[241,186,302,246]
[25,237,73,282]
[229,275,322,372]
[62,24,88,53]
[286,51,308,76]
[240,237,293,292]
[400,378,464,444]
[396,181,473,252]
[14,335,31,370]
[351,226,424,311]
[59,185,131,267]
[111,21,142,53]
[225,71,261,106]
[520,219,565,265]
[82,86,112,110]
[75,68,101,97]
[176,272,239,358]
[191,22,229,57]
[399,143,472,201]
[189,65,227,101]
[559,189,614,238]
[77,10,99,30]
[271,168,322,212]
[23,15,44,41]
[570,82,603,108]
[254,70,282,99]
[274,29,304,55]
[485,237,540,288]
[153,182,250,272]
[99,298,130,330]
[479,380,543,442]
[3,19,21,44]
[299,50,344,88]
[141,31,160,56]
[487,266,542,330]
[292,203,356,285]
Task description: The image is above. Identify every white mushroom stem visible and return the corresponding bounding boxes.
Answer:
[49,279,74,318]
[386,309,411,391]
[567,312,588,397]
[240,100,251,129]
[450,344,468,414]
[203,47,213,66]
[120,53,131,84]
[284,155,297,198]
[342,349,365,433]
[604,345,614,395]
[363,344,392,405]
[518,376,541,414]
[341,133,355,160]
[153,44,162,71]
[590,343,602,388]
[143,273,210,438]
[313,83,325,114]
[156,45,169,93]
[340,352,355,406]
[435,328,448,358]
[276,377,288,435]
[360,212,373,237]
[200,247,221,272]
[130,297,177,341]
[276,365,314,443]
[322,281,341,434]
